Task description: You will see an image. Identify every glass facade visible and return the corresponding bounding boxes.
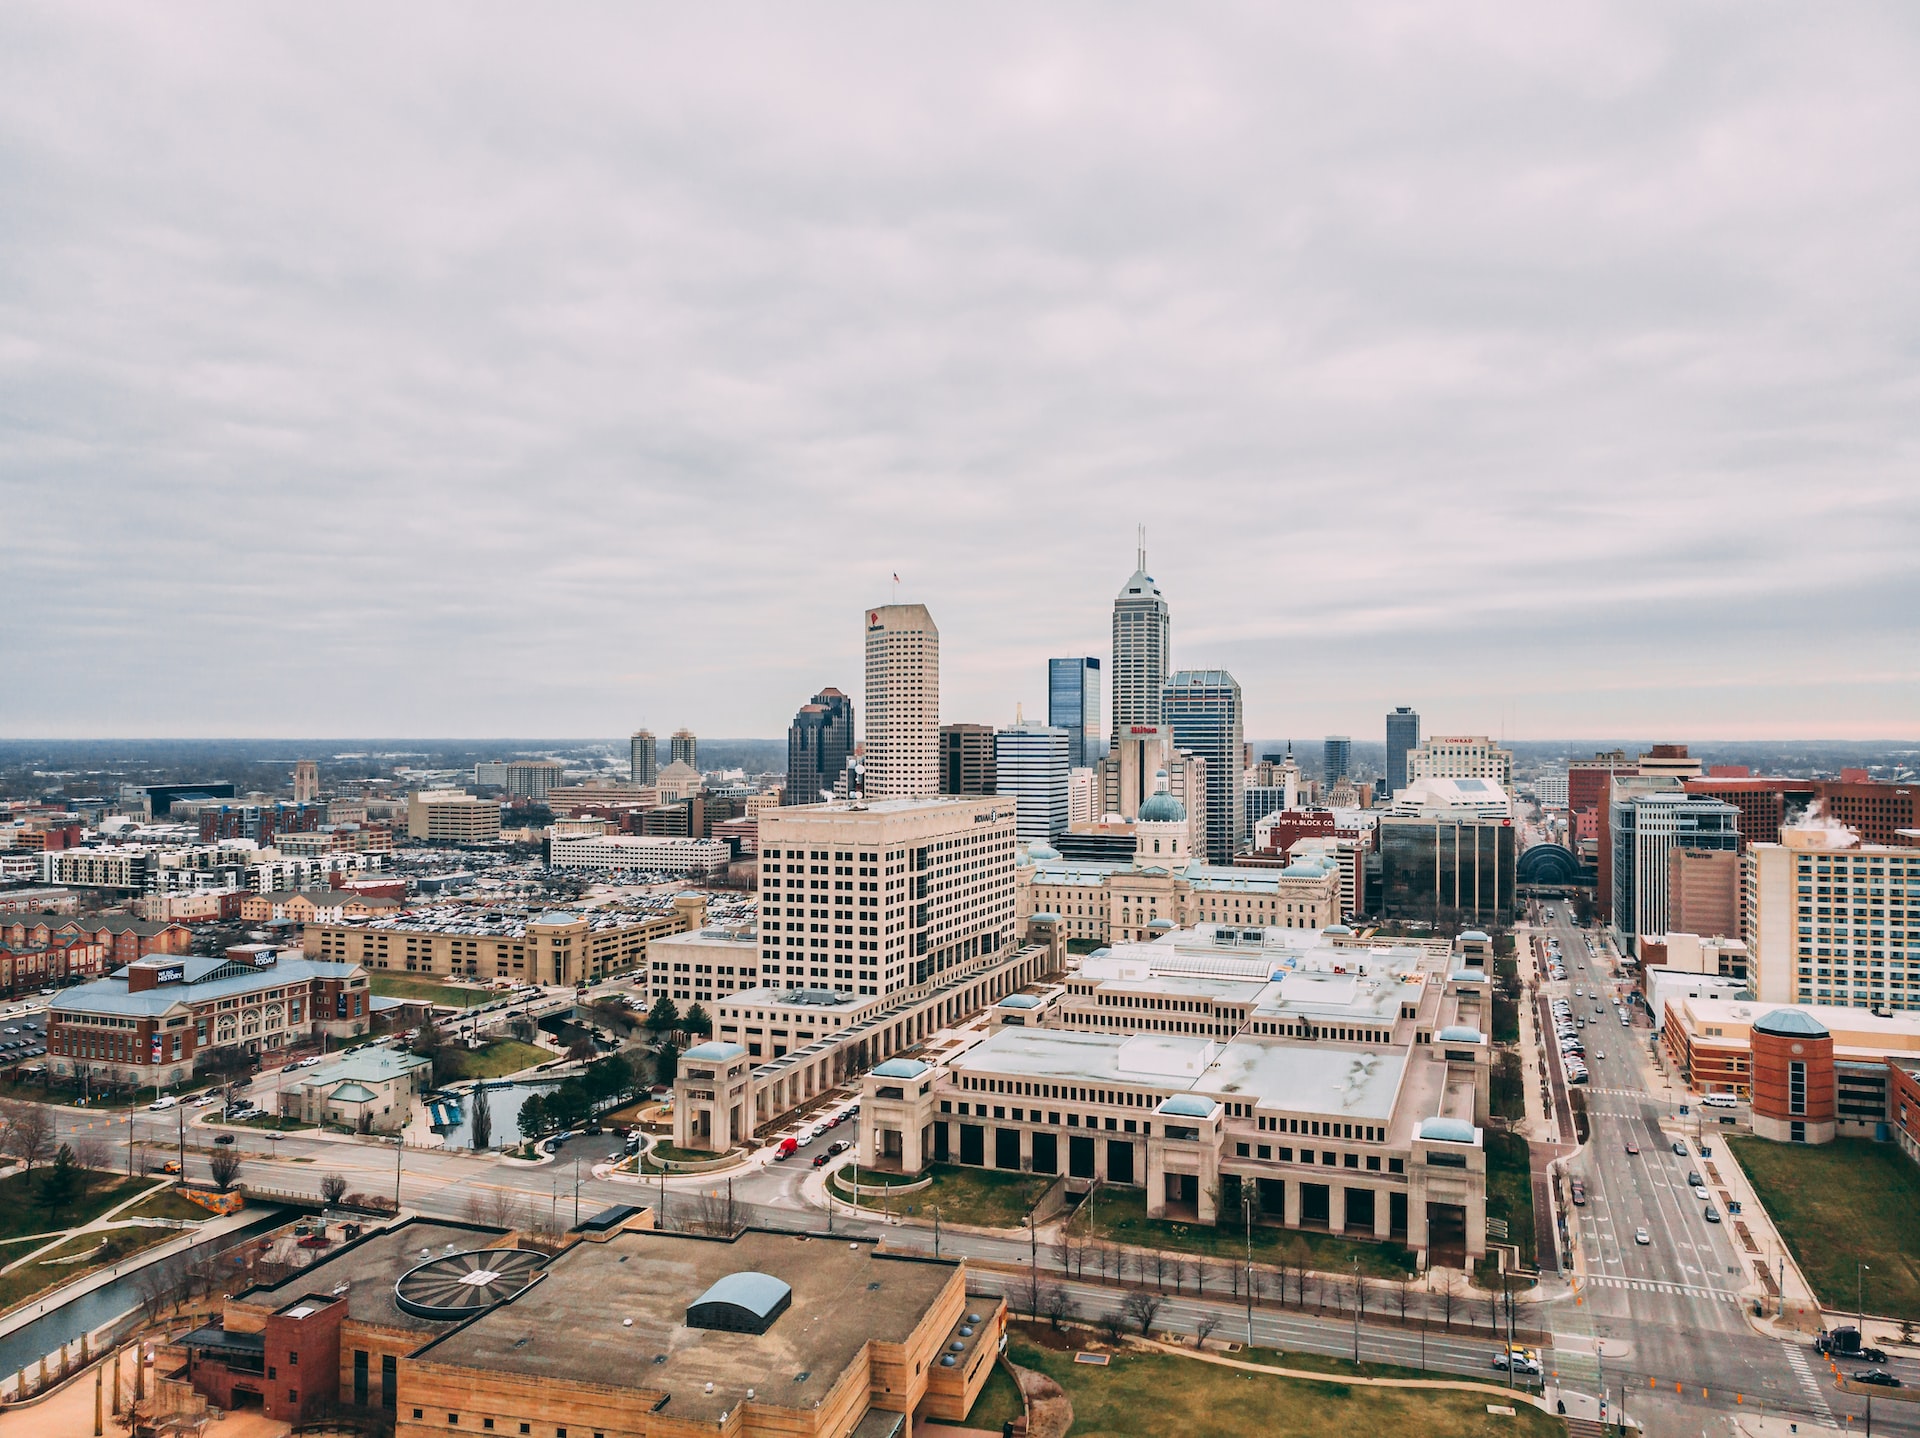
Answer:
[1377,818,1516,927]
[1385,707,1419,794]
[1163,669,1245,864]
[1048,657,1103,770]
[1323,736,1351,784]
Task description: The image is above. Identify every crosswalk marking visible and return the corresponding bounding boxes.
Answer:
[1783,1343,1835,1422]
[1580,1274,1741,1303]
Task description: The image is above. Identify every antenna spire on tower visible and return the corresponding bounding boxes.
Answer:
[1137,523,1146,572]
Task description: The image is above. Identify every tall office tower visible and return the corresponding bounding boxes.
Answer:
[863,603,941,799]
[1746,828,1920,1009]
[994,721,1071,843]
[1610,789,1741,949]
[1163,669,1245,863]
[669,729,699,770]
[292,760,318,804]
[1385,707,1420,795]
[939,723,997,796]
[1048,657,1104,769]
[786,688,855,807]
[1322,736,1351,784]
[1110,534,1171,747]
[629,730,657,786]
[757,795,1017,995]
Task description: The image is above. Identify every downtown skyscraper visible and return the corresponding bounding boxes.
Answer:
[786,687,855,806]
[1385,706,1420,796]
[863,603,940,799]
[1048,657,1104,769]
[1163,668,1244,863]
[1110,534,1170,747]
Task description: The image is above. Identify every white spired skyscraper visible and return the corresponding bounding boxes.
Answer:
[863,603,941,799]
[1110,531,1170,748]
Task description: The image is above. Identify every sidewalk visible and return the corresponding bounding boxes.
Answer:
[0,1176,175,1276]
[0,1205,265,1345]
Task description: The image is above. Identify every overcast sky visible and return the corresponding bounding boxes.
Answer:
[3,4,1917,744]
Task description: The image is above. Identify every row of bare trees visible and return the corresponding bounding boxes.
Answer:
[1044,1227,1508,1335]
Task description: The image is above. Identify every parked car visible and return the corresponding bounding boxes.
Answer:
[1703,1206,1721,1223]
[1570,1180,1586,1206]
[149,1096,178,1111]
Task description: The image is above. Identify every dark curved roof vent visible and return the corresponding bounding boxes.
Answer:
[686,1272,793,1335]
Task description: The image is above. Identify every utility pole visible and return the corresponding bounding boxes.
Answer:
[573,1158,581,1227]
[1243,1187,1254,1347]
[393,1135,403,1210]
[1859,1262,1869,1334]
[1350,1256,1360,1365]
[932,1206,940,1259]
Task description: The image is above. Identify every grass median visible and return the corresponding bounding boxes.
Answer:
[1729,1135,1920,1321]
[1005,1328,1555,1438]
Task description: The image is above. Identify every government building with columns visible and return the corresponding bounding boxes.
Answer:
[859,922,1497,1265]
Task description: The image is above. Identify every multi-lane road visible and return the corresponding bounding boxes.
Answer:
[1528,906,1920,1433]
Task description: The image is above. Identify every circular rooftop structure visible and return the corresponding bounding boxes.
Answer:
[1026,842,1061,861]
[394,1248,547,1321]
[1754,1008,1829,1039]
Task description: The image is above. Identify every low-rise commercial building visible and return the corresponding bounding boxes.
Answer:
[48,949,371,1088]
[1661,997,1920,1141]
[306,896,705,987]
[278,1047,431,1133]
[546,832,730,877]
[405,792,501,845]
[176,1216,1004,1437]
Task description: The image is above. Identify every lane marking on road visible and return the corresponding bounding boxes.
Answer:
[1783,1344,1835,1422]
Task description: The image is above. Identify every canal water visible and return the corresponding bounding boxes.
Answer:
[0,1207,288,1374]
[434,1080,560,1150]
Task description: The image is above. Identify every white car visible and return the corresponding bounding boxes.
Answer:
[149,1096,178,1111]
[1692,1184,1709,1201]
[298,1056,323,1068]
[1635,1227,1651,1245]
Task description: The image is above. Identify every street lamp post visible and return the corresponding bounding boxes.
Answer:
[1243,1187,1253,1347]
[1350,1256,1360,1365]
[1859,1262,1869,1333]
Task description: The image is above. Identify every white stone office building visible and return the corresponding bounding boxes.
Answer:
[860,923,1494,1262]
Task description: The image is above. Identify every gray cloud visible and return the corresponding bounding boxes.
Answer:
[2,3,1917,742]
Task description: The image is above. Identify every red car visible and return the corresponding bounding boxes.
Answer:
[1624,1141,1640,1155]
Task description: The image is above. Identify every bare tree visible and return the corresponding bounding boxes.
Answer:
[1099,1309,1127,1345]
[1172,1257,1194,1294]
[1149,1249,1168,1291]
[0,1101,54,1171]
[1438,1268,1461,1330]
[1195,1314,1220,1349]
[1354,1267,1369,1326]
[1193,1262,1209,1297]
[134,1254,190,1323]
[320,1173,349,1207]
[1398,1276,1412,1327]
[68,1135,112,1196]
[485,1187,522,1230]
[207,1149,242,1193]
[1122,1289,1163,1336]
[1042,1285,1077,1331]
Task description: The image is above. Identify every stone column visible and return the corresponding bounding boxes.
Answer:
[1373,1187,1392,1239]
[1330,1186,1348,1235]
[1283,1180,1302,1228]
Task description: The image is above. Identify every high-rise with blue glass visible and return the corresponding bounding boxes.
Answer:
[1048,657,1104,770]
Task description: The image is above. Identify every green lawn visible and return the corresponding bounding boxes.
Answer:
[1004,1332,1557,1438]
[1086,1188,1418,1280]
[1482,1131,1536,1270]
[960,1359,1024,1431]
[0,1170,152,1241]
[444,1040,551,1080]
[1234,1344,1437,1383]
[1729,1135,1920,1321]
[120,1188,214,1223]
[367,973,492,1008]
[830,1163,1048,1228]
[222,1113,317,1131]
[1490,996,1520,1045]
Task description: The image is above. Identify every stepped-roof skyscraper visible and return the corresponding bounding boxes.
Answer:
[1110,531,1170,749]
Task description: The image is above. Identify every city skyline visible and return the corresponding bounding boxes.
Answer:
[4,8,1919,742]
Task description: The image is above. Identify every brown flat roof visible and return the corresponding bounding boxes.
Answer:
[244,1218,519,1333]
[415,1228,960,1423]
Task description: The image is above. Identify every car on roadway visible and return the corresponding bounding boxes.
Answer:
[773,1138,798,1160]
[193,1093,219,1106]
[159,1160,182,1174]
[1853,1371,1902,1388]
[213,1132,236,1145]
[298,1055,322,1068]
[149,1096,178,1111]
[1492,1348,1542,1375]
[812,1152,831,1168]
[1703,1206,1720,1223]
[1570,1180,1586,1206]
[1624,1140,1639,1155]
[828,1139,850,1155]
[1672,1141,1688,1156]
[1691,1184,1710,1200]
[1634,1227,1651,1245]
[1595,1051,1605,1061]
